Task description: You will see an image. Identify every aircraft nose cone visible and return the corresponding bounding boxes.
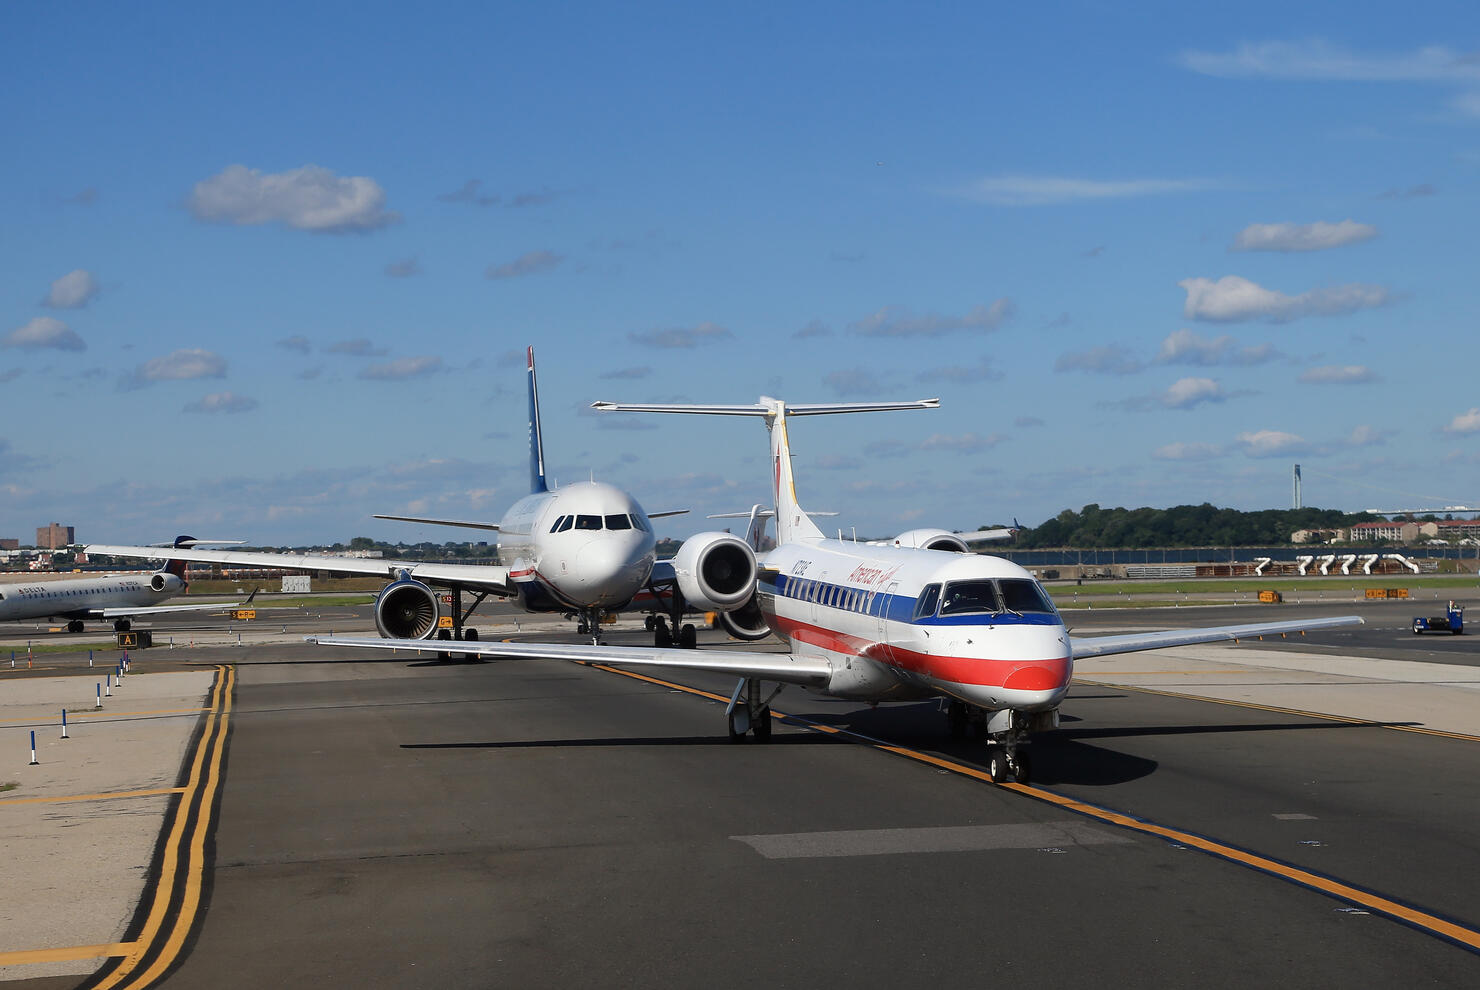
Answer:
[570,537,649,605]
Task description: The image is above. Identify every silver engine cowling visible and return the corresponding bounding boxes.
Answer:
[672,532,758,612]
[888,528,970,552]
[150,573,169,592]
[375,578,440,639]
[716,594,772,641]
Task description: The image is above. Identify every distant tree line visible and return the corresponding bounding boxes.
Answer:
[1007,503,1379,549]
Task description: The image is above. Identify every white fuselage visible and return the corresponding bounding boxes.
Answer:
[757,539,1073,712]
[496,481,658,612]
[0,572,182,624]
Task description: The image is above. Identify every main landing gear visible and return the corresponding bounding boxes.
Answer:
[643,589,698,649]
[67,620,85,633]
[434,626,481,660]
[944,702,1056,785]
[726,677,782,742]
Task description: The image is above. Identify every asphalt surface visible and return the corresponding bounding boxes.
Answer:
[4,596,1480,987]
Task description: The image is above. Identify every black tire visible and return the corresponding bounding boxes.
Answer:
[1012,751,1032,784]
[679,624,697,650]
[655,625,672,648]
[463,629,479,642]
[114,619,131,632]
[753,707,772,742]
[986,748,1008,783]
[644,615,656,631]
[67,620,85,633]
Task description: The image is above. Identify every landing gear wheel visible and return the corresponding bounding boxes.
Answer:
[727,709,747,742]
[986,748,1008,783]
[114,619,132,632]
[436,627,453,660]
[463,628,479,646]
[1011,751,1032,784]
[653,618,672,648]
[67,620,85,633]
[679,623,697,650]
[644,615,656,631]
[577,620,589,635]
[752,707,773,742]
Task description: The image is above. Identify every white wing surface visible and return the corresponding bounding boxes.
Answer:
[308,635,834,687]
[85,544,514,594]
[1070,615,1364,660]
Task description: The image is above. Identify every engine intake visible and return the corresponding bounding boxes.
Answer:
[672,532,758,612]
[150,573,168,592]
[375,578,440,639]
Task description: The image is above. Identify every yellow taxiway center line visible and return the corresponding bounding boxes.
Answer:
[586,661,1480,952]
[0,787,186,807]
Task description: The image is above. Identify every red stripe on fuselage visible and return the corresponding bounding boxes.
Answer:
[770,613,1070,690]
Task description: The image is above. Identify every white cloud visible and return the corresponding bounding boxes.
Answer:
[185,391,259,414]
[1346,425,1391,446]
[44,269,101,309]
[1236,429,1309,458]
[954,176,1217,206]
[1444,408,1480,434]
[793,319,832,339]
[628,322,732,349]
[1155,329,1275,366]
[4,316,86,351]
[276,335,311,353]
[129,348,227,384]
[1162,377,1226,409]
[486,250,563,280]
[1177,41,1480,82]
[359,356,443,380]
[1299,364,1378,384]
[1054,344,1144,375]
[1231,220,1377,252]
[849,300,1014,337]
[1152,441,1224,461]
[188,164,399,233]
[1179,275,1390,323]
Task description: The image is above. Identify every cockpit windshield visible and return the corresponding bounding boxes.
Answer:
[999,578,1056,613]
[938,580,1002,615]
[605,513,633,530]
[574,515,602,531]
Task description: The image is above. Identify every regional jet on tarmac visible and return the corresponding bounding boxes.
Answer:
[308,395,1362,784]
[0,537,252,632]
[88,349,759,649]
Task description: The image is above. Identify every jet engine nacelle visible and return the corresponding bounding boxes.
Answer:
[375,577,441,639]
[672,531,758,612]
[716,594,772,641]
[888,528,970,552]
[150,573,169,592]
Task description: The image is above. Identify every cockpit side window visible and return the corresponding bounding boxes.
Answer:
[550,515,568,533]
[912,583,941,619]
[629,514,650,532]
[575,514,602,530]
[939,580,1002,616]
[999,579,1056,613]
[553,515,574,532]
[605,513,632,530]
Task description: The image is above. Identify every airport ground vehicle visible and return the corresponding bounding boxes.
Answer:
[1413,602,1464,634]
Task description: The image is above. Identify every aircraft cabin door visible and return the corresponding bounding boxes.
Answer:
[875,581,898,663]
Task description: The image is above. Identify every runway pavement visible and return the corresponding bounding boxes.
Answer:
[2,596,1479,987]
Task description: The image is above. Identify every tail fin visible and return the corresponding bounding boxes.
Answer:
[527,346,549,493]
[164,535,193,583]
[591,396,938,545]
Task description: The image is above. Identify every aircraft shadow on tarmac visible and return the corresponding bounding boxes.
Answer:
[401,734,842,750]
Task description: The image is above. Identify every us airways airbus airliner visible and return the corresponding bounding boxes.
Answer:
[309,395,1362,783]
[0,537,252,632]
[88,349,756,648]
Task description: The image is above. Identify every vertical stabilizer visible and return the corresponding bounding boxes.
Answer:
[761,399,825,543]
[527,346,549,493]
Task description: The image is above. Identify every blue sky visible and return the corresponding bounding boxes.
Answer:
[3,1,1478,547]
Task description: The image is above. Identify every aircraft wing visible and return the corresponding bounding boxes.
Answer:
[307,635,834,688]
[1070,615,1364,660]
[92,600,254,619]
[85,544,515,595]
[957,527,1016,546]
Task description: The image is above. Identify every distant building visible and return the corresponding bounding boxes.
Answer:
[0,538,18,550]
[36,522,75,549]
[1350,519,1480,543]
[1291,528,1347,544]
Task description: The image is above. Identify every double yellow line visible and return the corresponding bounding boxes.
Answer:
[0,665,239,986]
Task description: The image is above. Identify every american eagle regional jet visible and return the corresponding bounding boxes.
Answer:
[308,395,1362,784]
[88,349,763,649]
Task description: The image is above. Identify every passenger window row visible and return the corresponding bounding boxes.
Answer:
[785,577,883,615]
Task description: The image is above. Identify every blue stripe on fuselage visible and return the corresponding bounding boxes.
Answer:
[766,572,1058,627]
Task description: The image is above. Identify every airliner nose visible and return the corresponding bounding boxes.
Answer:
[568,536,651,605]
